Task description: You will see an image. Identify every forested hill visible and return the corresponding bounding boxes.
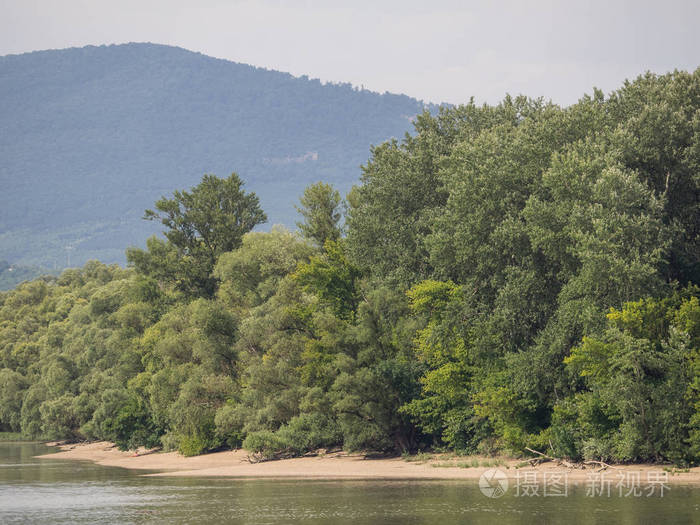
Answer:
[0,43,432,278]
[1,70,699,463]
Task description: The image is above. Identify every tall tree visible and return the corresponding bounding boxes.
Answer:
[127,173,266,297]
[295,182,343,247]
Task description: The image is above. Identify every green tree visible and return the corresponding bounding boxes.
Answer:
[128,173,266,297]
[0,369,28,431]
[214,227,314,309]
[607,70,700,285]
[401,280,482,451]
[295,182,343,247]
[563,291,699,463]
[294,240,361,321]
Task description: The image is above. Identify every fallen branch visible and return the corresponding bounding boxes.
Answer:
[524,447,576,469]
[245,452,264,464]
[523,447,625,471]
[245,448,300,464]
[583,460,621,472]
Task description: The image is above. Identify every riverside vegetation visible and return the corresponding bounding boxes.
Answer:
[1,70,699,465]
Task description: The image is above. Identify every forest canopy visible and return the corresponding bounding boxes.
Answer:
[1,69,699,464]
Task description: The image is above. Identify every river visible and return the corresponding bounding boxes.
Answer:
[0,442,698,524]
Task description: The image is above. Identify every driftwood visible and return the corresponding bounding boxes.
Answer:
[523,447,624,471]
[525,447,577,469]
[245,448,333,464]
[245,449,296,464]
[245,452,265,464]
[583,459,620,472]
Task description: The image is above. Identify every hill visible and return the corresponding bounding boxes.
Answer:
[0,43,433,276]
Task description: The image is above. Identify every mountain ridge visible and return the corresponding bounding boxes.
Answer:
[0,42,435,276]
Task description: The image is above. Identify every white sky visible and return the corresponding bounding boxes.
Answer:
[1,0,698,105]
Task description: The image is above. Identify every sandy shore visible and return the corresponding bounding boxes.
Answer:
[35,441,700,484]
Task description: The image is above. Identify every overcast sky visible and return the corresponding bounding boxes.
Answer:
[1,0,698,105]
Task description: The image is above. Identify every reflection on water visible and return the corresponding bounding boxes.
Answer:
[0,442,698,524]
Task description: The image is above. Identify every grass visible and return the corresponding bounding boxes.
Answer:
[403,451,510,469]
[402,451,435,463]
[0,431,54,442]
[663,466,691,475]
[430,456,507,469]
[431,462,456,468]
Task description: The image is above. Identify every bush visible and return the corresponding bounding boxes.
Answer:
[276,413,341,455]
[214,403,244,448]
[160,431,179,452]
[105,396,162,451]
[242,430,286,459]
[178,433,210,457]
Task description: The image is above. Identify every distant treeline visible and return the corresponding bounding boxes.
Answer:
[0,261,56,291]
[1,69,699,464]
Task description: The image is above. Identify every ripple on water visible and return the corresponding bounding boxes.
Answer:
[1,443,699,525]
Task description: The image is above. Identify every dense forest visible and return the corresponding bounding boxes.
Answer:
[1,69,699,465]
[0,43,433,275]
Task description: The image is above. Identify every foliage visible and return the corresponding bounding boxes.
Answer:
[106,395,162,451]
[562,290,699,463]
[2,69,699,466]
[295,182,343,247]
[128,173,266,297]
[294,240,361,321]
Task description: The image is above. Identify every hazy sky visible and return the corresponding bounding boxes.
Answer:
[1,0,698,105]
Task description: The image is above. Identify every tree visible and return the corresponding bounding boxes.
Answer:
[401,280,482,451]
[563,290,699,463]
[294,240,361,321]
[128,173,266,297]
[0,369,28,431]
[2,72,700,463]
[607,70,700,285]
[214,227,314,309]
[332,286,425,452]
[346,100,543,285]
[295,182,343,247]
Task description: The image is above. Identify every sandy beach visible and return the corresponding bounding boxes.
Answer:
[34,441,700,484]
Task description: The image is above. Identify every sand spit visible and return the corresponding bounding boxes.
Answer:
[36,441,700,484]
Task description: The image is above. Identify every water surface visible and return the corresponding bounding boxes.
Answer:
[0,442,698,524]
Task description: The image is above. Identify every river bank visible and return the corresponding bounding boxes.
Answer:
[35,441,700,483]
